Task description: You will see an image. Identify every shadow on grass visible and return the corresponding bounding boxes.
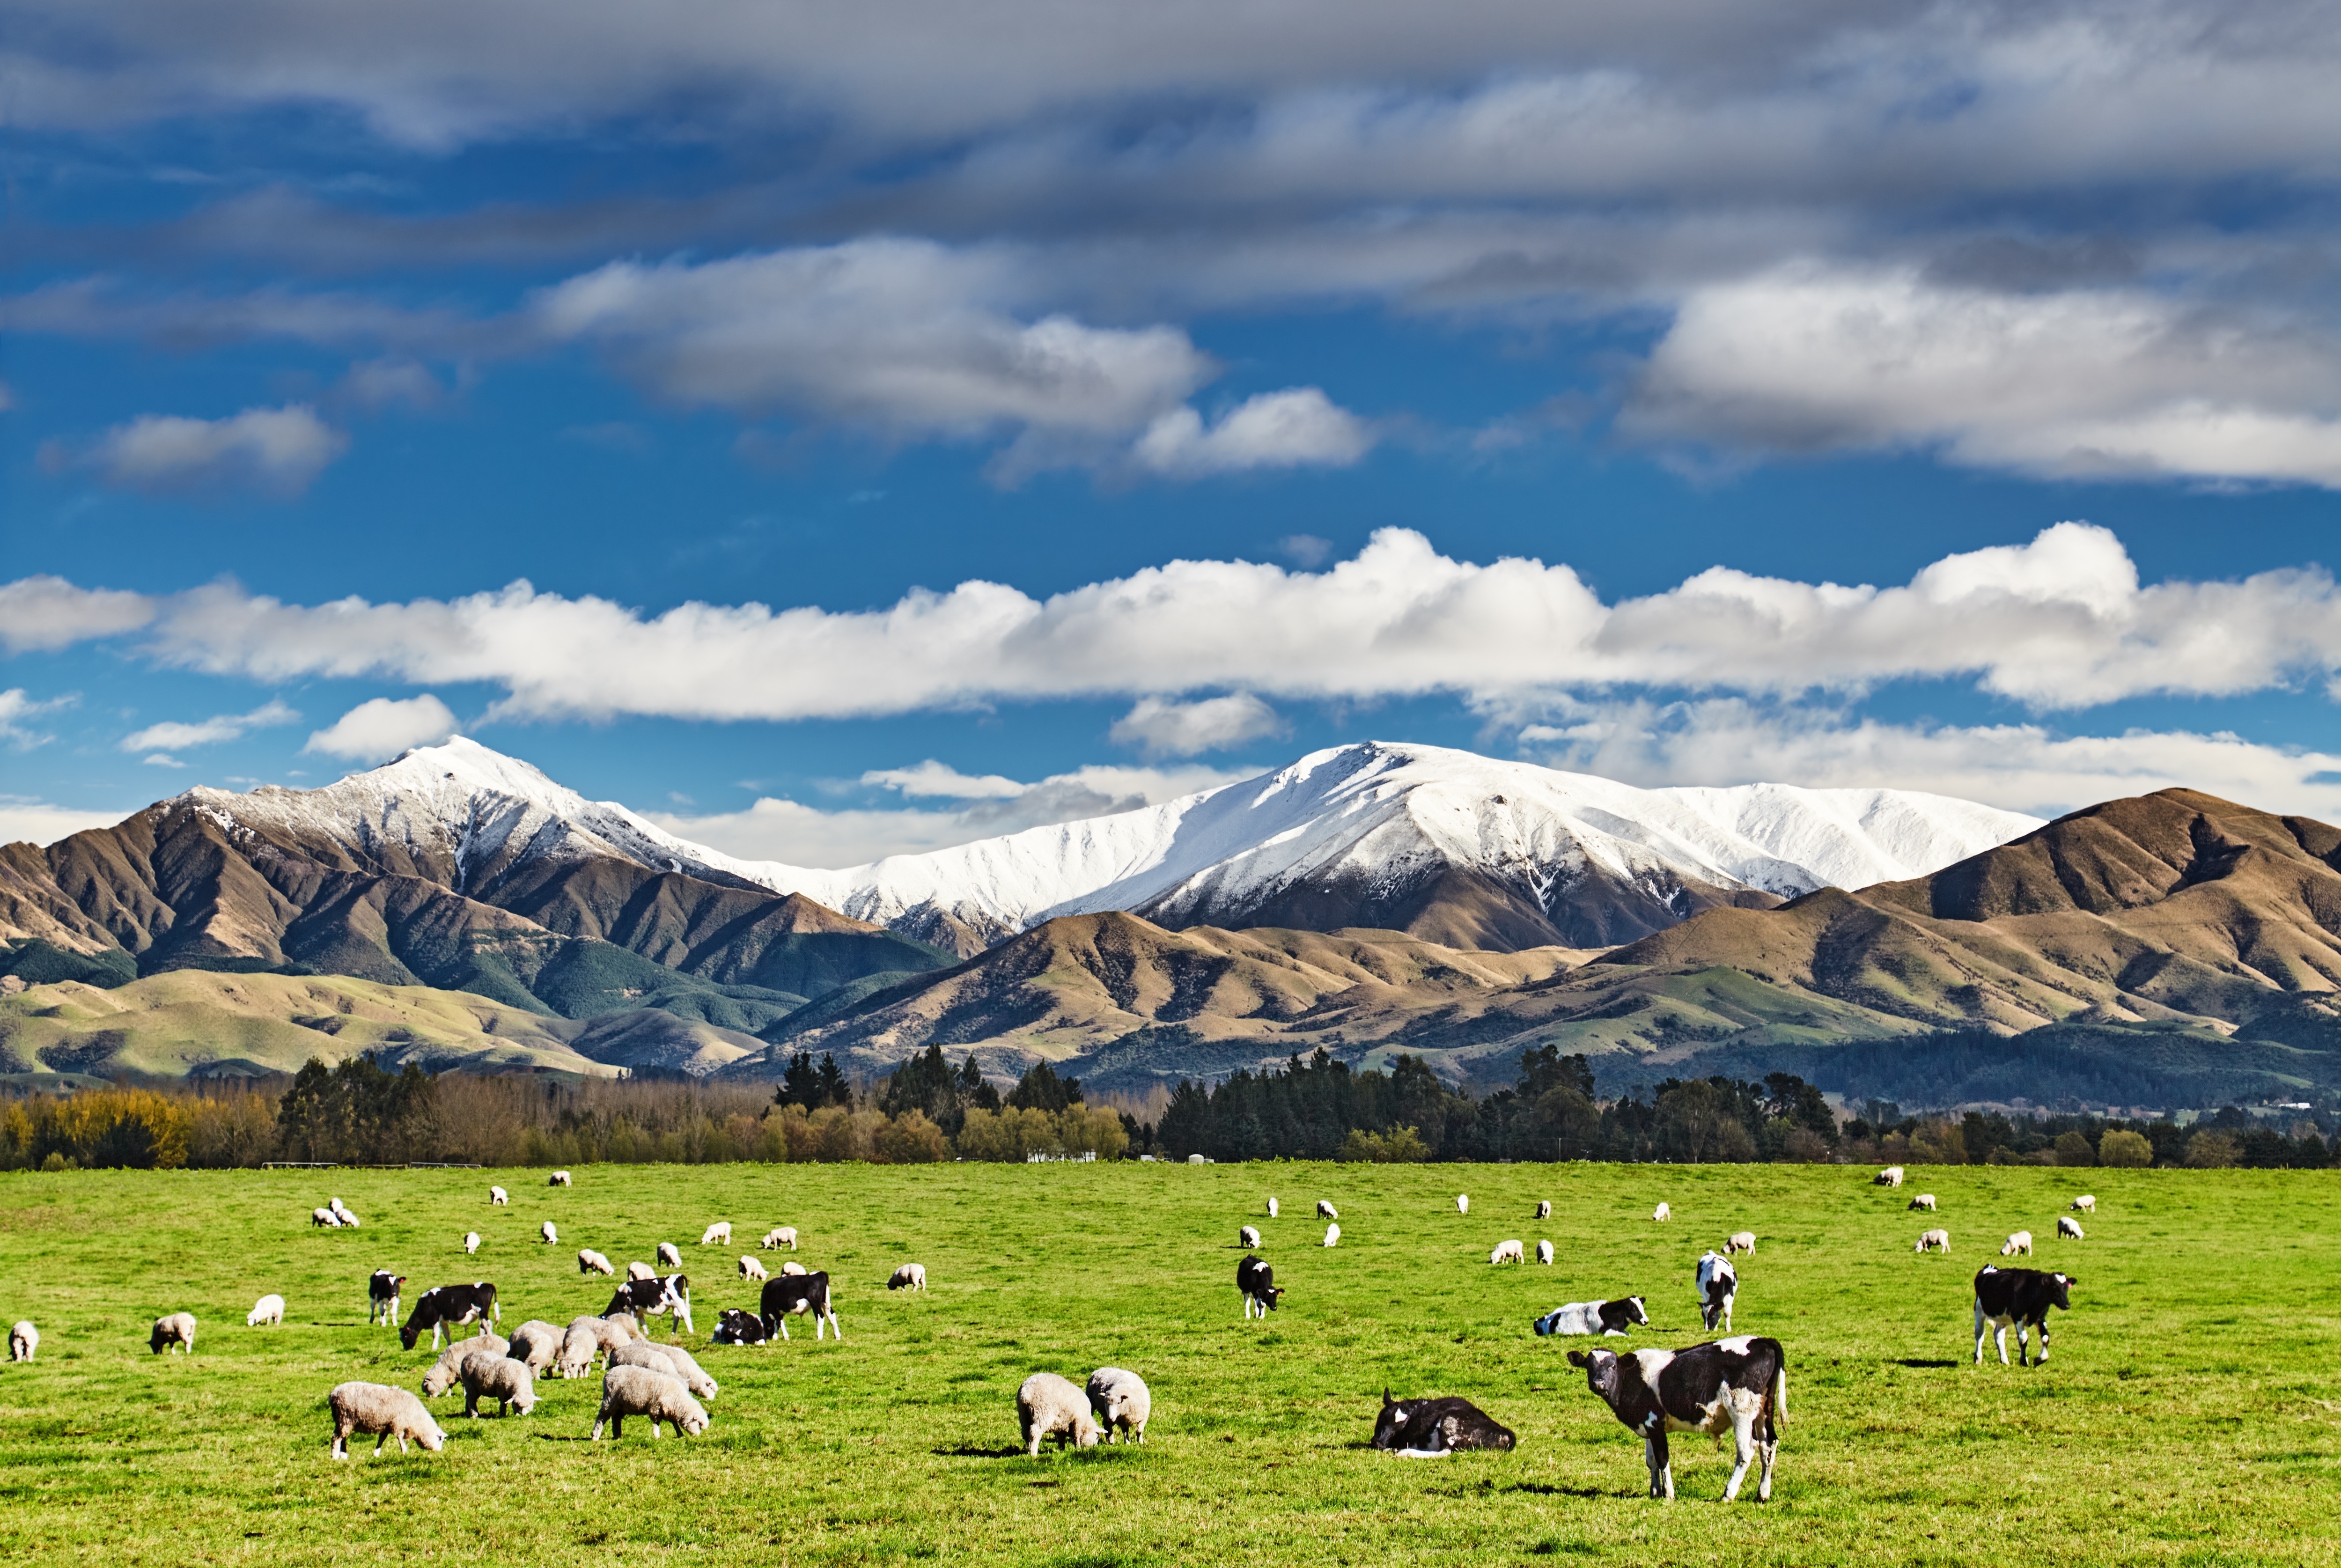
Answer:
[932,1443,1028,1458]
[1893,1358,1960,1368]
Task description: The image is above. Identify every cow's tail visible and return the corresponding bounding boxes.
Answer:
[1770,1359,1788,1429]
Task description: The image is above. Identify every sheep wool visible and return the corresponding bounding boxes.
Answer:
[9,1321,37,1362]
[149,1312,197,1355]
[1017,1372,1101,1456]
[246,1294,285,1328]
[1085,1367,1151,1444]
[591,1365,709,1440]
[421,1333,511,1398]
[461,1354,538,1418]
[329,1381,444,1458]
[506,1320,566,1376]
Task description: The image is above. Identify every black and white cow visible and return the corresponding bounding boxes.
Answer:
[366,1270,405,1327]
[758,1271,840,1341]
[1695,1251,1737,1333]
[398,1282,499,1351]
[605,1273,694,1335]
[1566,1338,1787,1502]
[710,1307,772,1345]
[1534,1296,1649,1337]
[1371,1391,1516,1457]
[1972,1266,2075,1367]
[1237,1254,1283,1319]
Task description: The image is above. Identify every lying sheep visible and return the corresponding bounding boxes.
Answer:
[1916,1229,1951,1253]
[761,1226,797,1251]
[1490,1239,1525,1266]
[311,1207,342,1228]
[888,1263,927,1292]
[540,1221,558,1245]
[1536,1199,1553,1220]
[1317,1200,1338,1220]
[2057,1216,2085,1241]
[780,1261,808,1277]
[1086,1367,1151,1444]
[149,1312,197,1355]
[591,1365,708,1440]
[461,1354,538,1418]
[1724,1231,1757,1256]
[700,1222,731,1246]
[2002,1230,2034,1257]
[420,1332,511,1398]
[1322,1222,1341,1247]
[464,1232,481,1255]
[10,1321,37,1362]
[1456,1194,1470,1215]
[579,1249,615,1276]
[1239,1225,1261,1248]
[626,1261,657,1281]
[1017,1372,1101,1455]
[739,1255,768,1282]
[506,1319,566,1376]
[246,1293,285,1328]
[329,1381,444,1459]
[489,1185,508,1205]
[549,1170,572,1187]
[656,1242,683,1270]
[1652,1202,1670,1222]
[2071,1195,2097,1214]
[1908,1193,1938,1212]
[1535,1239,1554,1265]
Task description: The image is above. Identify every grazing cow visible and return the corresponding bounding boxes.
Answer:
[2001,1231,2033,1257]
[1973,1266,2075,1366]
[1237,1255,1282,1319]
[758,1271,841,1342]
[1536,1200,1553,1220]
[1321,1222,1341,1247]
[1695,1251,1737,1333]
[1536,1239,1554,1266]
[1239,1225,1261,1248]
[1875,1166,1905,1188]
[1317,1200,1338,1220]
[1652,1202,1670,1222]
[1907,1194,1937,1212]
[1372,1390,1516,1456]
[2057,1216,2085,1240]
[1456,1195,1470,1215]
[1534,1296,1649,1337]
[399,1283,500,1351]
[367,1271,405,1327]
[1915,1229,1951,1253]
[711,1308,772,1345]
[1490,1239,1526,1266]
[605,1274,694,1335]
[1566,1338,1787,1502]
[2071,1195,2097,1214]
[1723,1231,1756,1257]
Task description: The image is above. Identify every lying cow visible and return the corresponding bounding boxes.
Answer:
[1371,1390,1516,1457]
[1534,1297,1649,1337]
[759,1270,841,1341]
[398,1282,498,1351]
[1237,1254,1283,1319]
[710,1308,772,1345]
[1973,1266,2075,1367]
[1695,1251,1737,1333]
[1566,1338,1787,1502]
[605,1273,694,1335]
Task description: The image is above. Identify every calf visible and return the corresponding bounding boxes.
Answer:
[1237,1254,1283,1319]
[1371,1390,1515,1456]
[1566,1338,1787,1502]
[710,1308,772,1345]
[1973,1266,2075,1366]
[399,1283,499,1351]
[367,1270,405,1327]
[1534,1296,1649,1337]
[605,1274,694,1335]
[1695,1251,1737,1333]
[758,1271,841,1341]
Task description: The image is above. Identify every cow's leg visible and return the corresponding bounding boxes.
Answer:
[1645,1430,1674,1500]
[1973,1299,1986,1363]
[2034,1318,2050,1364]
[1758,1436,1777,1502]
[778,1316,791,1341]
[1994,1321,2010,1366]
[1722,1394,1759,1501]
[826,1310,842,1341]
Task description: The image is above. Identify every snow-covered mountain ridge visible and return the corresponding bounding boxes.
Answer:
[190,737,2043,953]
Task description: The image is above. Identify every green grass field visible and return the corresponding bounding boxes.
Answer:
[1,1160,2335,1566]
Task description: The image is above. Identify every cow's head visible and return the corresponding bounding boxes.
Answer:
[399,1323,422,1351]
[1565,1347,1620,1401]
[1622,1296,1649,1326]
[1372,1390,1411,1448]
[2048,1273,2076,1309]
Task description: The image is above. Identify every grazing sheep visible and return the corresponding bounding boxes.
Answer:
[1086,1367,1151,1444]
[549,1171,572,1186]
[699,1222,732,1247]
[506,1320,565,1376]
[246,1293,285,1328]
[1266,1197,1278,1218]
[420,1332,511,1398]
[330,1197,351,1218]
[564,1315,636,1370]
[1876,1166,1905,1188]
[10,1321,37,1362]
[1652,1202,1670,1222]
[888,1263,927,1292]
[1456,1194,1470,1215]
[761,1226,798,1251]
[739,1255,769,1282]
[311,1207,342,1228]
[1317,1200,1338,1220]
[1240,1225,1261,1248]
[591,1365,708,1440]
[626,1261,657,1281]
[579,1250,615,1276]
[149,1312,197,1355]
[604,1311,644,1341]
[1908,1194,1937,1212]
[2057,1216,2085,1241]
[555,1323,602,1380]
[1916,1229,1951,1253]
[540,1221,558,1245]
[611,1340,718,1400]
[1017,1372,1101,1456]
[489,1185,508,1205]
[1536,1239,1554,1265]
[656,1242,683,1270]
[328,1381,444,1459]
[2071,1195,2097,1214]
[780,1261,808,1276]
[461,1355,538,1418]
[1725,1231,1757,1257]
[2002,1230,2034,1257]
[1490,1239,1526,1265]
[1536,1200,1553,1220]
[1322,1222,1341,1247]
[464,1232,481,1255]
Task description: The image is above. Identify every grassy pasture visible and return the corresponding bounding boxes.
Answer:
[0,1160,2336,1567]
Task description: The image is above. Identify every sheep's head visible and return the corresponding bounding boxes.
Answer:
[415,1424,445,1451]
[1075,1414,1101,1449]
[677,1406,710,1436]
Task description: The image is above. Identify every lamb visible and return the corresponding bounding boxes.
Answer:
[489,1185,508,1205]
[1017,1372,1101,1455]
[2002,1230,2034,1257]
[1316,1200,1338,1220]
[1908,1193,1938,1212]
[460,1354,538,1418]
[656,1242,683,1269]
[761,1226,798,1251]
[1239,1225,1262,1248]
[1535,1239,1555,1265]
[1266,1197,1278,1218]
[311,1207,342,1228]
[626,1261,657,1281]
[591,1365,708,1439]
[549,1170,572,1186]
[1724,1231,1757,1257]
[780,1261,808,1276]
[888,1263,928,1292]
[1916,1229,1951,1253]
[579,1249,615,1276]
[464,1232,481,1255]
[1536,1200,1553,1220]
[2057,1216,2085,1241]
[246,1293,285,1328]
[1876,1166,1906,1188]
[420,1332,512,1398]
[540,1221,558,1245]
[1086,1367,1151,1444]
[740,1255,769,1282]
[1652,1202,1670,1222]
[1456,1194,1470,1215]
[2071,1195,2097,1214]
[1322,1222,1341,1247]
[506,1320,566,1376]
[329,1381,445,1458]
[149,1312,197,1355]
[700,1222,732,1246]
[10,1321,37,1361]
[1490,1239,1526,1266]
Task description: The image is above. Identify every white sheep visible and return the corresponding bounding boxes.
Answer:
[1876,1165,1906,1188]
[1490,1239,1525,1265]
[310,1207,342,1228]
[1321,1222,1340,1247]
[611,1340,719,1400]
[604,1310,645,1342]
[1239,1225,1261,1248]
[554,1323,603,1380]
[888,1264,927,1292]
[656,1242,683,1269]
[1651,1202,1670,1222]
[579,1249,615,1276]
[489,1185,508,1205]
[549,1170,572,1186]
[762,1226,798,1251]
[1017,1372,1100,1455]
[626,1261,657,1282]
[2057,1216,2085,1241]
[330,1197,351,1218]
[1535,1239,1554,1265]
[591,1365,708,1439]
[339,1211,362,1229]
[246,1293,285,1328]
[2002,1230,2034,1257]
[1266,1198,1278,1218]
[658,1344,720,1401]
[329,1381,444,1458]
[1724,1231,1757,1256]
[1456,1194,1470,1215]
[540,1221,558,1245]
[739,1255,769,1282]
[1908,1193,1938,1212]
[460,1355,538,1418]
[780,1261,808,1276]
[1536,1200,1552,1220]
[10,1321,37,1362]
[507,1320,566,1376]
[464,1232,481,1255]
[149,1312,197,1355]
[1915,1229,1951,1253]
[1086,1367,1151,1444]
[420,1332,511,1398]
[1316,1200,1338,1220]
[2071,1195,2097,1214]
[700,1222,732,1247]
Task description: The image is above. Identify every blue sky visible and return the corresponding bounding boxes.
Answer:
[6,0,2341,866]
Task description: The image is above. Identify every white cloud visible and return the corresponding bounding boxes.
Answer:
[0,800,133,848]
[120,698,299,754]
[0,576,156,653]
[1133,388,1373,477]
[141,752,186,768]
[67,404,349,496]
[302,694,461,760]
[1110,693,1285,756]
[859,760,1029,800]
[0,689,76,750]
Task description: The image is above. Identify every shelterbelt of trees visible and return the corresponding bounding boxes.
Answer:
[4,1044,2334,1171]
